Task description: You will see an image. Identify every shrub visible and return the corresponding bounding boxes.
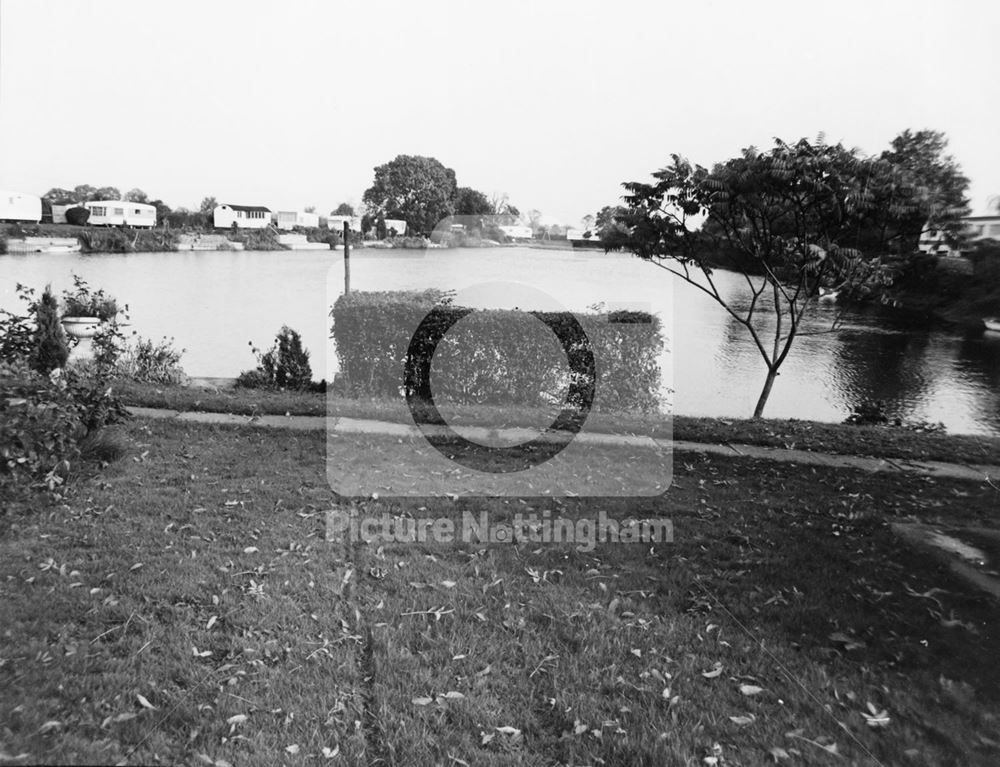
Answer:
[843,400,889,425]
[64,206,90,226]
[31,286,69,375]
[237,326,313,390]
[62,275,120,320]
[229,228,284,251]
[113,335,187,384]
[330,291,664,413]
[0,359,129,494]
[843,400,946,433]
[0,283,38,362]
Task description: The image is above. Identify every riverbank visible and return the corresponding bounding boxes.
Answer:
[2,415,998,765]
[886,253,1000,329]
[113,381,1000,465]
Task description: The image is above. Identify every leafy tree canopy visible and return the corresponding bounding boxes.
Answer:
[333,202,355,216]
[92,186,121,201]
[362,155,458,236]
[454,187,493,217]
[605,136,938,417]
[42,188,76,205]
[199,196,218,214]
[877,129,970,251]
[125,188,149,203]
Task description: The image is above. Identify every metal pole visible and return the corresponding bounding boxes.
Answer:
[343,221,351,295]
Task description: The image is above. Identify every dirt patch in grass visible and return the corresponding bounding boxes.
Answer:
[1,419,999,764]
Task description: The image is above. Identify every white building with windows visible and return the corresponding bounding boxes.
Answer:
[213,204,272,229]
[273,210,319,230]
[85,200,157,227]
[919,212,1000,256]
[384,219,407,236]
[327,214,362,232]
[0,189,41,223]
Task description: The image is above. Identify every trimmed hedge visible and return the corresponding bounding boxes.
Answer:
[330,290,663,413]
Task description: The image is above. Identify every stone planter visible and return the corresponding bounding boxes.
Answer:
[61,317,101,339]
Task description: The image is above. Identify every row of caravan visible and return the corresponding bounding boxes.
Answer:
[2,191,410,235]
[0,190,158,228]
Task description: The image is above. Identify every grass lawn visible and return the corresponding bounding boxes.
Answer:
[1,418,999,765]
[115,381,1000,466]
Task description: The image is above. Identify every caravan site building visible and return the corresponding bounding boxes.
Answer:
[0,190,42,223]
[85,200,157,227]
[214,204,271,229]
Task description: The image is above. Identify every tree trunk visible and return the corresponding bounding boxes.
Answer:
[753,367,778,419]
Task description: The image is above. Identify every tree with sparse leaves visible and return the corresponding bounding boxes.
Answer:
[605,137,933,418]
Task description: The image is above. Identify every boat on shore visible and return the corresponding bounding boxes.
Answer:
[984,318,1000,333]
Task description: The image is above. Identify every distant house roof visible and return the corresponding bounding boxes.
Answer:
[222,204,271,213]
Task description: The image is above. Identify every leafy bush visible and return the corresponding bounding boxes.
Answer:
[237,326,313,390]
[113,335,187,384]
[330,291,664,413]
[843,400,889,425]
[228,228,283,251]
[31,286,69,375]
[62,275,120,319]
[0,359,129,494]
[843,399,946,433]
[0,283,38,361]
[64,206,90,226]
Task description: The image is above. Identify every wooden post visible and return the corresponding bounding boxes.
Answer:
[343,221,351,295]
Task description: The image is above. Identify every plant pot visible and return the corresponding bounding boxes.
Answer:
[62,316,101,338]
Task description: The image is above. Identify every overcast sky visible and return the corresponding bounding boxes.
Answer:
[1,0,997,224]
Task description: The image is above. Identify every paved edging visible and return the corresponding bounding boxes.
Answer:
[125,406,1000,482]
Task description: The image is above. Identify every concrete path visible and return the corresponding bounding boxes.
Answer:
[126,406,1000,482]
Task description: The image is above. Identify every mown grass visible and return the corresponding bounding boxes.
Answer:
[114,381,1000,466]
[1,418,998,764]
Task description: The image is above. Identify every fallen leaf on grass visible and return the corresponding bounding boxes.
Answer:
[702,663,724,678]
[227,714,247,725]
[729,715,756,726]
[243,547,259,554]
[412,696,434,706]
[322,746,340,758]
[206,615,218,630]
[862,702,890,728]
[38,720,62,734]
[439,691,465,700]
[739,684,764,696]
[285,744,299,754]
[828,632,866,651]
[136,693,157,710]
[101,712,137,727]
[769,746,791,762]
[441,580,457,589]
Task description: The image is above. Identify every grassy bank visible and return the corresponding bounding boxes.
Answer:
[2,223,289,253]
[114,381,1000,466]
[1,417,998,764]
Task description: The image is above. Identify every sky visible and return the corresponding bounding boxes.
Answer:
[1,0,998,225]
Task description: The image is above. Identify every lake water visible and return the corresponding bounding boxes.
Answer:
[3,246,999,436]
